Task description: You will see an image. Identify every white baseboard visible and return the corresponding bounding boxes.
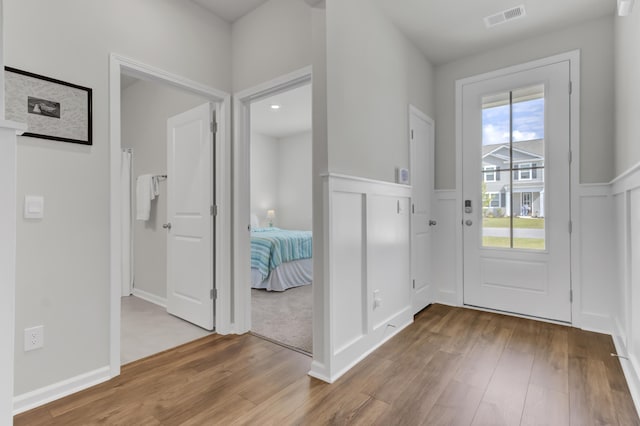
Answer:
[315,316,413,384]
[612,333,640,418]
[435,290,459,307]
[13,366,111,415]
[131,288,167,308]
[308,361,332,383]
[579,312,614,335]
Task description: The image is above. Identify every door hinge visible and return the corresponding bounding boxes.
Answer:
[569,81,573,95]
[210,121,217,133]
[412,203,415,214]
[210,205,218,216]
[210,288,217,300]
[568,150,572,164]
[411,129,414,140]
[412,279,416,289]
[570,289,573,303]
[569,220,573,234]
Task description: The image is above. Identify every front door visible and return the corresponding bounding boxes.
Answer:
[410,108,434,314]
[461,61,571,322]
[166,102,215,330]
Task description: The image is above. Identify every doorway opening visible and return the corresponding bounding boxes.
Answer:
[119,74,215,364]
[248,84,313,354]
[109,54,230,376]
[233,67,313,355]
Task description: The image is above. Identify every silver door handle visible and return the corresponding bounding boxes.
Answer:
[163,223,172,230]
[465,220,473,226]
[429,220,437,226]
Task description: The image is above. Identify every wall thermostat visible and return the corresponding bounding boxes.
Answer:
[396,167,410,185]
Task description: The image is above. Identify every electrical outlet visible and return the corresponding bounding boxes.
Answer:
[24,326,44,351]
[373,290,382,309]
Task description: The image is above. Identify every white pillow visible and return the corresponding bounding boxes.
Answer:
[250,213,259,229]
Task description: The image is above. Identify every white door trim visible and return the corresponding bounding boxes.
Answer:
[109,54,231,378]
[455,50,581,324]
[232,66,312,334]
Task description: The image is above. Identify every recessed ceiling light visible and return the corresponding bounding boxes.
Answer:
[270,104,281,110]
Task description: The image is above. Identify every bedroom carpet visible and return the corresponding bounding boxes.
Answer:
[251,285,312,354]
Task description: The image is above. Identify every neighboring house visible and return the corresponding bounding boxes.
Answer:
[482,139,545,218]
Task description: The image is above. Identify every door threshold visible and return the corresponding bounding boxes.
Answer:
[462,303,572,327]
[249,331,312,357]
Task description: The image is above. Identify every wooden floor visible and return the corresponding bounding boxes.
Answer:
[15,304,639,425]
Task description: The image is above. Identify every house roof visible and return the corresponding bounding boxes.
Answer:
[482,139,544,164]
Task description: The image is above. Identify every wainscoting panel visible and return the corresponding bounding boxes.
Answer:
[311,174,413,382]
[330,191,365,354]
[432,191,458,305]
[575,185,615,333]
[611,163,640,413]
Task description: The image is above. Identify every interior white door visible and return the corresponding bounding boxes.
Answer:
[410,108,434,315]
[166,102,215,330]
[462,61,571,322]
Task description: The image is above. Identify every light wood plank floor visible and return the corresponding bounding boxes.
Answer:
[15,304,640,425]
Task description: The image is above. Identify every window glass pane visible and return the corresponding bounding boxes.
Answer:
[481,85,546,250]
[512,85,545,250]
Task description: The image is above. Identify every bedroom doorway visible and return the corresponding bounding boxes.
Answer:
[235,70,313,355]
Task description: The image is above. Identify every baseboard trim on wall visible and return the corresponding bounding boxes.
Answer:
[13,366,110,415]
[613,329,640,417]
[131,288,167,308]
[435,290,458,306]
[315,315,413,384]
[579,312,614,335]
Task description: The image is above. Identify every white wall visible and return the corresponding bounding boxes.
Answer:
[6,0,231,397]
[434,16,615,189]
[326,0,435,183]
[278,131,312,230]
[231,0,312,92]
[611,7,640,411]
[250,131,312,230]
[309,0,435,381]
[250,132,280,224]
[122,79,208,301]
[615,3,640,176]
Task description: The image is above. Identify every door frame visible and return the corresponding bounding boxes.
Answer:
[232,66,312,334]
[454,50,581,326]
[108,53,231,377]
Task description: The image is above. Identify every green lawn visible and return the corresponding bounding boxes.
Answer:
[482,217,545,229]
[483,236,545,250]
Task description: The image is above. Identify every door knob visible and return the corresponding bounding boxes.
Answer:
[465,220,473,226]
[163,223,172,230]
[429,220,437,226]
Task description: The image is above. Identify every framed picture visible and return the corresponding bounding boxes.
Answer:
[4,66,92,145]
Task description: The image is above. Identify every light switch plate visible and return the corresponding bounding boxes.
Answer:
[24,195,44,219]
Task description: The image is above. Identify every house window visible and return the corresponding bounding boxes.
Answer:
[488,192,503,208]
[519,163,532,180]
[484,166,497,182]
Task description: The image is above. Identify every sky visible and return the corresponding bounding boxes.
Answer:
[482,98,544,145]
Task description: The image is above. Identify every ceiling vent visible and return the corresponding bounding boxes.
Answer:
[484,5,527,28]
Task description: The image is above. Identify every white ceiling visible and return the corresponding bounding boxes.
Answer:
[374,0,615,65]
[192,0,269,22]
[182,0,617,136]
[250,84,312,139]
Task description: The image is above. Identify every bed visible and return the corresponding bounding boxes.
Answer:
[250,227,313,291]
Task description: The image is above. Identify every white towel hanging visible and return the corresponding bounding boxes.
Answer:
[136,174,155,221]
